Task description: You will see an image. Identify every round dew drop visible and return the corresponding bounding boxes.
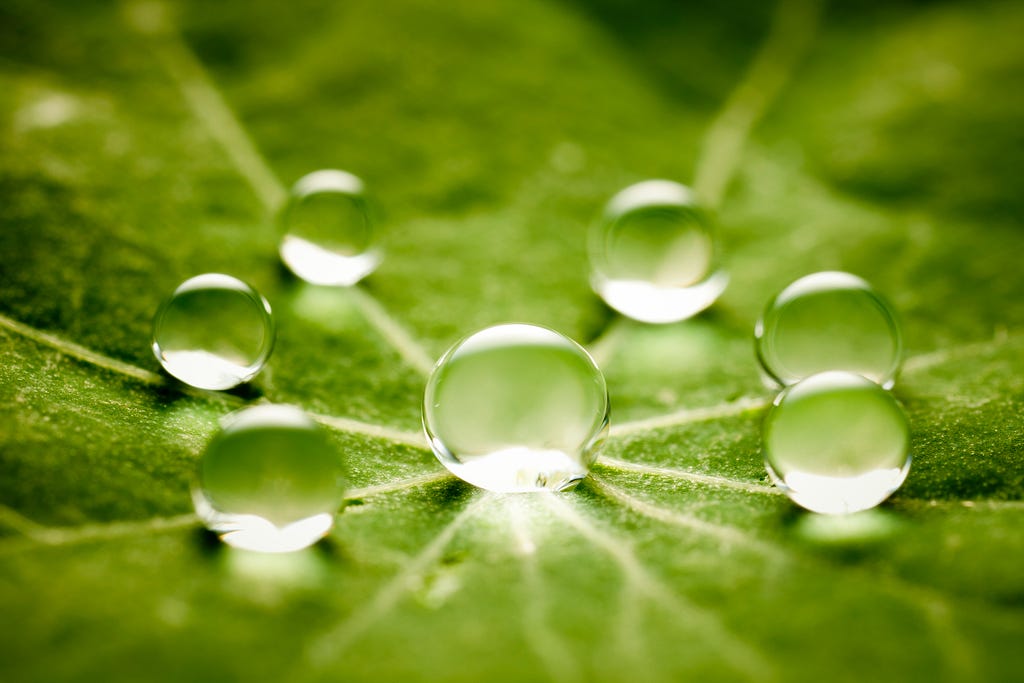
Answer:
[755,271,902,389]
[763,371,911,515]
[279,169,381,286]
[151,273,275,390]
[589,179,728,323]
[423,324,609,493]
[193,405,347,553]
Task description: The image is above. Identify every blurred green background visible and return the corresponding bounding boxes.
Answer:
[0,0,1022,681]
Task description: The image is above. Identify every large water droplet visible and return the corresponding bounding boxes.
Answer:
[763,371,911,515]
[151,273,274,390]
[755,271,902,388]
[279,169,381,286]
[589,180,727,323]
[193,405,347,552]
[424,324,609,493]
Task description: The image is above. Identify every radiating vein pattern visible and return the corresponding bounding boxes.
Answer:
[126,0,436,377]
[1,0,1023,681]
[305,494,489,667]
[543,494,777,682]
[509,500,584,683]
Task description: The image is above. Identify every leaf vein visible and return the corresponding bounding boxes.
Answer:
[128,0,436,377]
[305,494,488,667]
[542,495,777,681]
[597,456,782,496]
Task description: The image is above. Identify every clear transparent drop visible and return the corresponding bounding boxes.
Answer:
[755,271,902,389]
[279,169,380,286]
[763,371,911,515]
[193,405,347,553]
[151,273,275,390]
[589,179,728,324]
[423,324,609,493]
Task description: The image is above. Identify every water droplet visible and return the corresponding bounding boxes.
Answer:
[193,405,347,553]
[279,169,381,286]
[755,271,902,388]
[589,180,728,323]
[423,324,609,493]
[152,273,275,390]
[763,371,911,515]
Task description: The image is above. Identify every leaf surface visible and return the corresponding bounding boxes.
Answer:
[0,0,1022,681]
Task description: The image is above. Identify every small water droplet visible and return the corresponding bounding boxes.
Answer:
[763,371,911,515]
[589,180,727,323]
[151,273,275,390]
[193,405,347,552]
[755,271,902,388]
[279,169,381,286]
[423,324,609,493]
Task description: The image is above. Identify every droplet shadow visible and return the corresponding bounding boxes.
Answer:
[276,280,364,335]
[194,524,347,575]
[782,506,909,561]
[148,368,266,406]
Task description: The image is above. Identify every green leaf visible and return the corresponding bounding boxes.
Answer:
[1,0,1022,681]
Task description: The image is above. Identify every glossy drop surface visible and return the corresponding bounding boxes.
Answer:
[756,271,902,388]
[589,179,727,323]
[151,273,274,390]
[279,169,380,286]
[763,371,911,515]
[193,405,347,552]
[423,324,609,493]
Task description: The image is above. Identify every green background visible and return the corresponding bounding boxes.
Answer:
[1,0,1022,680]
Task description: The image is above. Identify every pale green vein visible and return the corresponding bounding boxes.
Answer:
[0,312,428,451]
[125,0,436,378]
[0,503,196,556]
[346,288,437,376]
[608,330,1021,438]
[542,495,777,682]
[509,501,584,683]
[2,306,1015,514]
[0,471,445,557]
[597,456,781,496]
[0,503,50,538]
[123,0,286,210]
[902,328,1018,374]
[609,396,770,438]
[584,480,977,679]
[305,494,489,667]
[587,0,822,363]
[586,319,627,369]
[693,0,822,206]
[0,312,162,385]
[307,412,426,450]
[892,498,1024,512]
[345,470,451,501]
[587,475,786,554]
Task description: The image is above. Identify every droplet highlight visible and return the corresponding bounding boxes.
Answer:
[763,371,911,515]
[151,273,275,390]
[193,405,347,553]
[423,324,609,493]
[589,179,728,323]
[279,169,380,286]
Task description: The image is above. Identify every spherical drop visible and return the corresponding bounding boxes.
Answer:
[279,169,380,286]
[152,273,275,390]
[755,271,902,389]
[763,371,911,515]
[589,179,728,323]
[423,324,609,493]
[193,405,347,553]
